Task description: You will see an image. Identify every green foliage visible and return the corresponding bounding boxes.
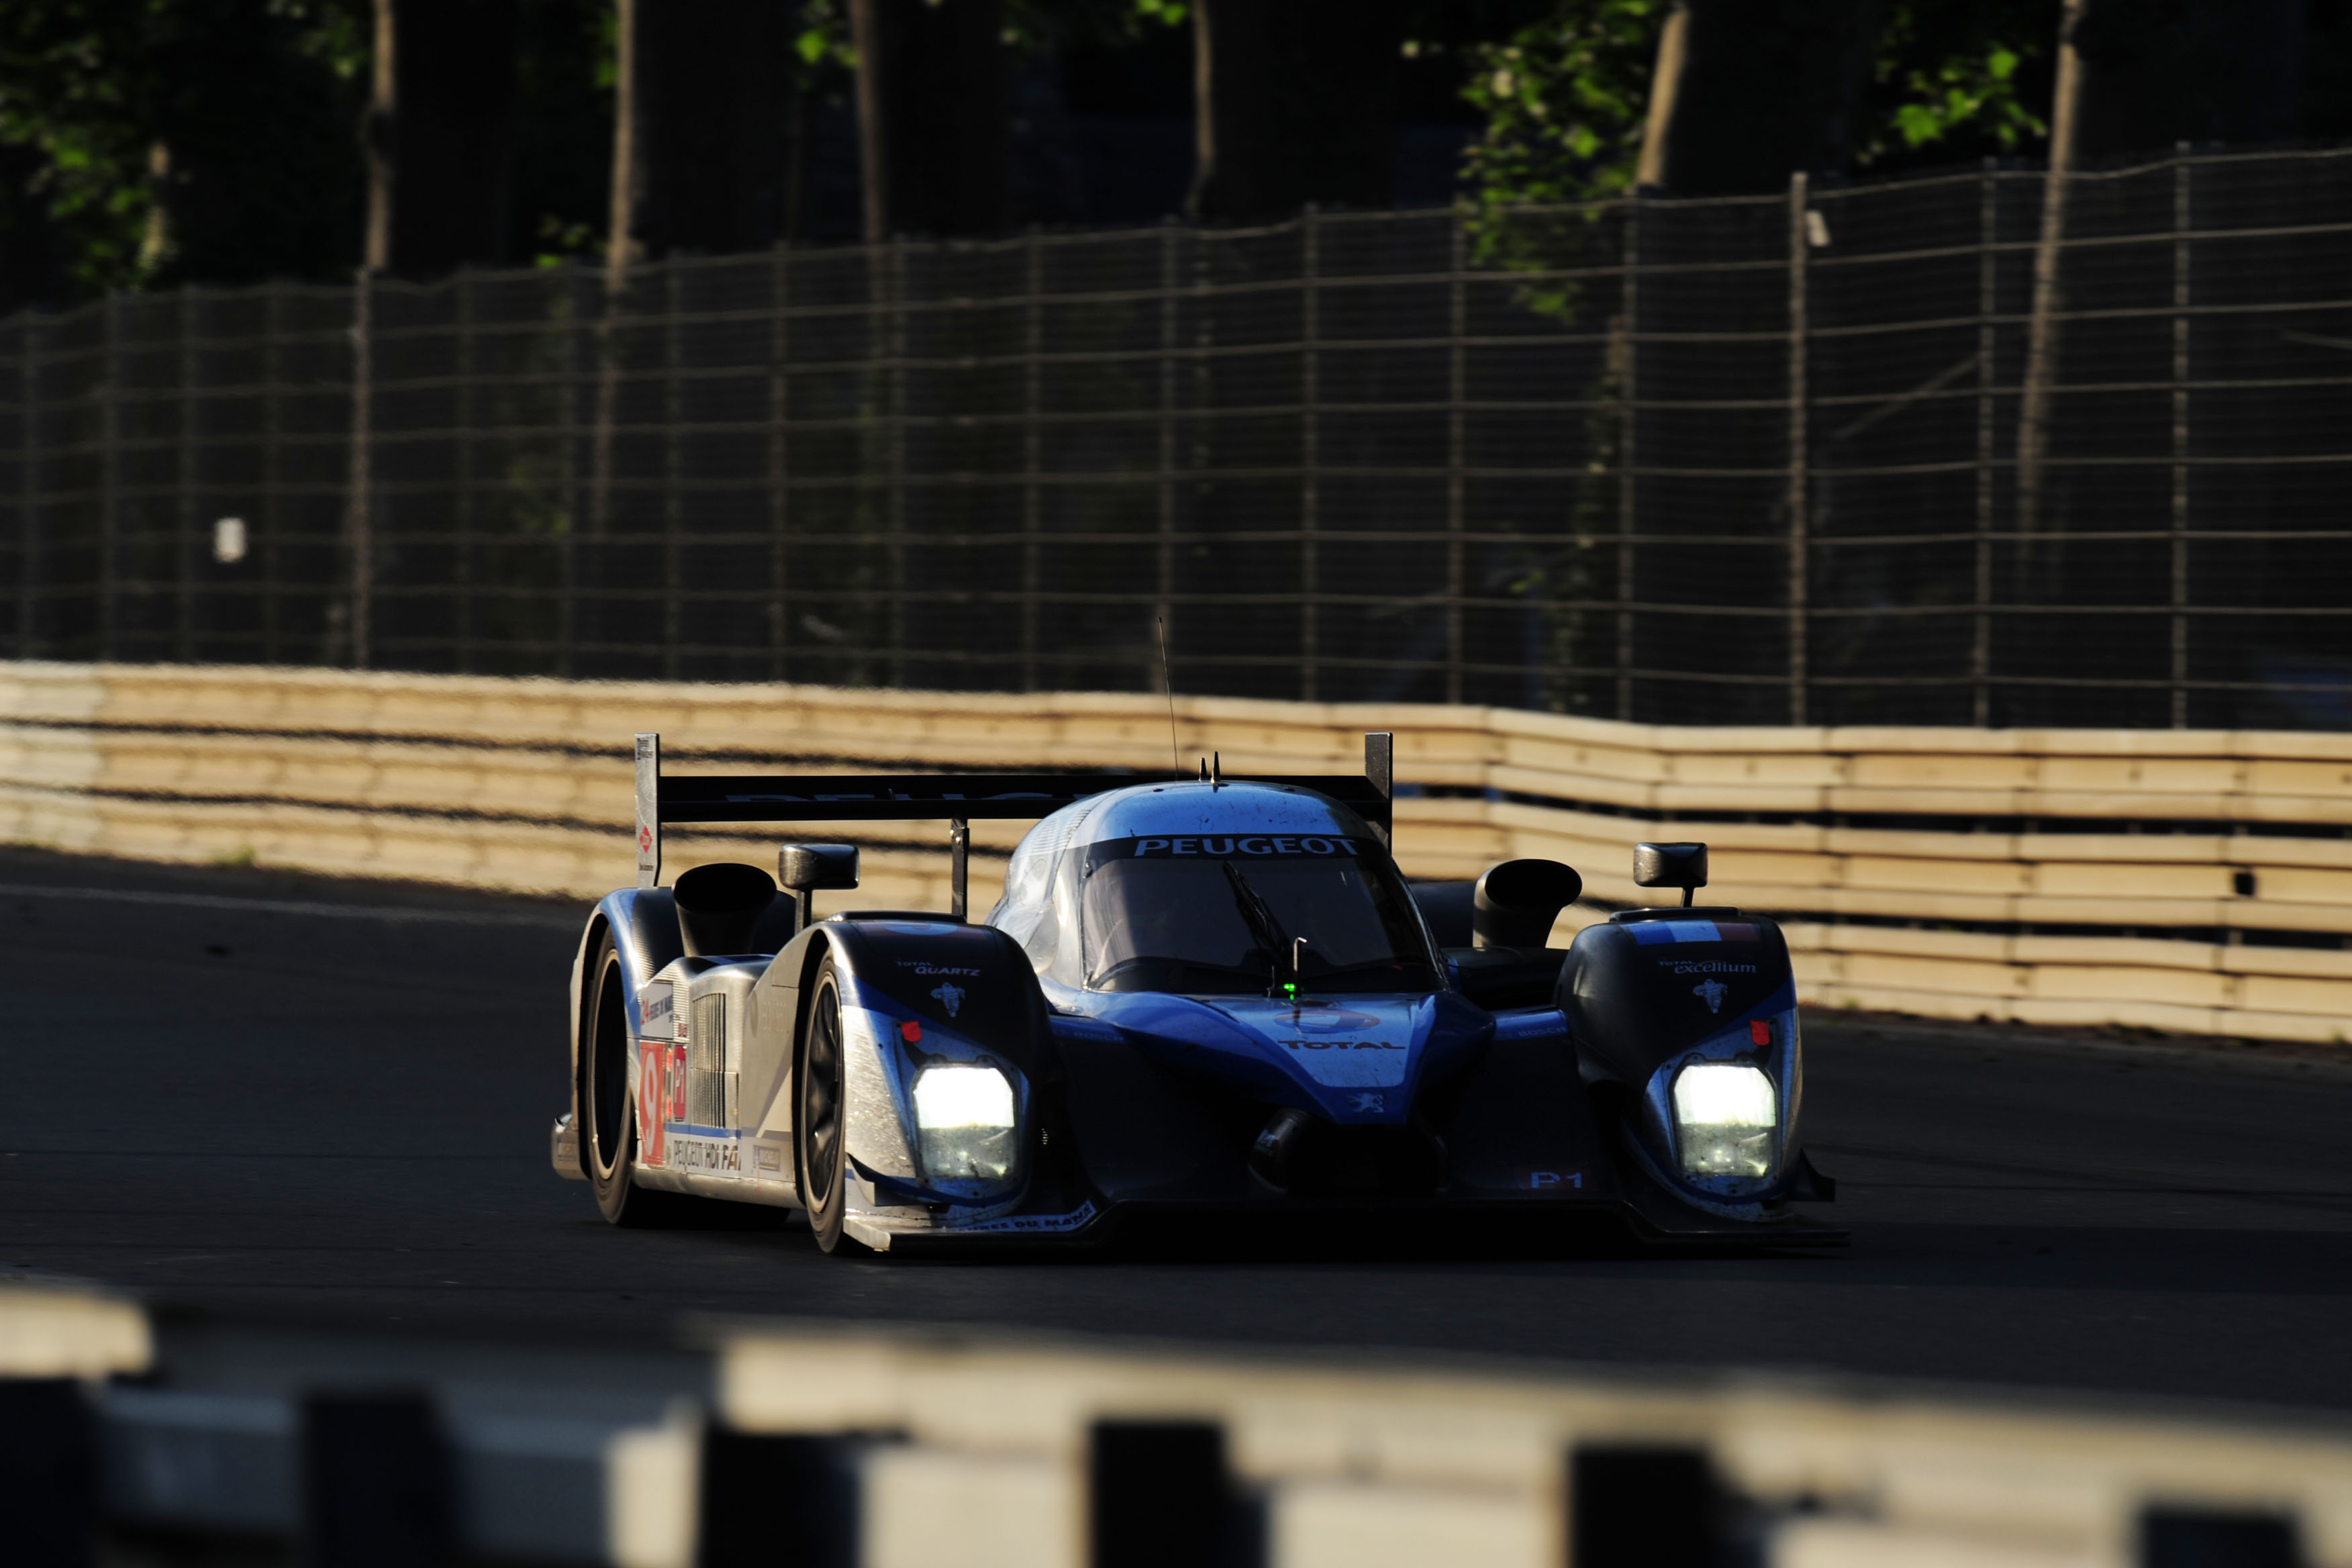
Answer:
[1458,0,1665,214]
[0,0,365,303]
[1456,1,2056,230]
[1003,0,1187,54]
[1857,1,2049,170]
[0,0,169,295]
[1453,0,1663,315]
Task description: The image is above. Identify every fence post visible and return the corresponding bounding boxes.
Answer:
[2171,144,2191,729]
[1445,217,1467,706]
[1616,199,1638,722]
[1021,228,1042,692]
[455,272,475,673]
[1973,159,1997,727]
[1786,172,1810,727]
[663,262,681,679]
[770,244,792,683]
[177,285,197,663]
[1157,219,1177,699]
[262,284,282,665]
[558,268,580,678]
[1299,205,1320,703]
[17,315,34,659]
[100,293,120,662]
[345,268,375,670]
[887,235,908,690]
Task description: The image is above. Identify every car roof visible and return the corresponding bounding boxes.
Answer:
[1060,779,1369,843]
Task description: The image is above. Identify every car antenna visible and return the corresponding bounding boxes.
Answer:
[1157,616,1181,776]
[1212,751,1222,789]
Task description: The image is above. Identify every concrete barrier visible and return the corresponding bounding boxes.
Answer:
[11,1284,2352,1568]
[0,660,2345,1040]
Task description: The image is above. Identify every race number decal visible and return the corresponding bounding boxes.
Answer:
[639,1042,667,1165]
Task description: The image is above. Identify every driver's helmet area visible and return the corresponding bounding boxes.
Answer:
[984,781,1440,996]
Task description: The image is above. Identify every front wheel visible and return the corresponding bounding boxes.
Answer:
[795,959,855,1254]
[583,930,693,1228]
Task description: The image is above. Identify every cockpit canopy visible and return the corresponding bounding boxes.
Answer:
[985,781,1440,995]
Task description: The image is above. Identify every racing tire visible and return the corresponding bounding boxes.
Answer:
[795,957,856,1254]
[583,930,695,1228]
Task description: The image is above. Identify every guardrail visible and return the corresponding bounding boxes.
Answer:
[6,1281,2349,1567]
[0,660,2345,1042]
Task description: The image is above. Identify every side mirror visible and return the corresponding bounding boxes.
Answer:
[673,862,778,957]
[1632,842,1708,908]
[779,843,861,933]
[1471,859,1583,949]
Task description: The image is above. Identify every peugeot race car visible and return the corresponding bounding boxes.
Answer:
[550,734,1839,1251]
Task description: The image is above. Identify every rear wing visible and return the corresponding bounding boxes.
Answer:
[633,732,1396,916]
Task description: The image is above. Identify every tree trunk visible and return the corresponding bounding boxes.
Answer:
[1189,0,1400,224]
[363,0,395,273]
[850,0,1008,241]
[635,0,798,254]
[386,0,520,276]
[1634,0,1883,196]
[2016,0,2089,544]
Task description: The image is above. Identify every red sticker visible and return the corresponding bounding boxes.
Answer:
[901,1019,923,1043]
[638,825,653,853]
[639,1044,666,1165]
[1749,1018,1773,1045]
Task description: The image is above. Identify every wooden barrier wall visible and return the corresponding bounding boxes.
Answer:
[0,661,2345,1043]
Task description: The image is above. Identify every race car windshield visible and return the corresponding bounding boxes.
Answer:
[1079,839,1437,995]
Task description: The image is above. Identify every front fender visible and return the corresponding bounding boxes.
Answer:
[820,919,1053,1211]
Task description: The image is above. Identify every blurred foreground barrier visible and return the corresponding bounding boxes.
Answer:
[5,1283,2352,1568]
[0,660,2347,1040]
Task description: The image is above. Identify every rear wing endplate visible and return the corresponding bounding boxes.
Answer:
[633,732,1395,906]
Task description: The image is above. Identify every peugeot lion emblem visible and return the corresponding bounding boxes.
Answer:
[1694,979,1728,1014]
[930,981,965,1018]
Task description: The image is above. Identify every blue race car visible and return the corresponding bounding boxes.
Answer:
[551,734,1839,1251]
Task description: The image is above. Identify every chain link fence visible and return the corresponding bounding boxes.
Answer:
[2,146,2349,728]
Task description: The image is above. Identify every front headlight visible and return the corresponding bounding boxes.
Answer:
[1672,1062,1777,1178]
[912,1064,1018,1184]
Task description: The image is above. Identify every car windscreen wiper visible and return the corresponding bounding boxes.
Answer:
[1220,860,1293,998]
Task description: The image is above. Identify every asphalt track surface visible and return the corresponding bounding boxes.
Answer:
[5,847,2352,1414]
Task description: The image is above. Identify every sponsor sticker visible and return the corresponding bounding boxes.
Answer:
[885,922,961,936]
[1085,834,1367,869]
[1694,979,1728,1014]
[1630,920,1759,946]
[640,981,677,1041]
[1286,1006,1381,1034]
[667,1134,742,1176]
[1277,1038,1402,1052]
[930,981,965,1018]
[754,1142,784,1173]
[957,1199,1099,1235]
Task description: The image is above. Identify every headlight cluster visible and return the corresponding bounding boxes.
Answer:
[1671,1061,1777,1179]
[911,1064,1018,1183]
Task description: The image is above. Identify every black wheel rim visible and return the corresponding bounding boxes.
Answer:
[591,957,628,1175]
[803,983,844,1208]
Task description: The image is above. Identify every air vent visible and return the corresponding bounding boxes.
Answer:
[686,993,735,1128]
[689,1069,736,1128]
[691,994,726,1071]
